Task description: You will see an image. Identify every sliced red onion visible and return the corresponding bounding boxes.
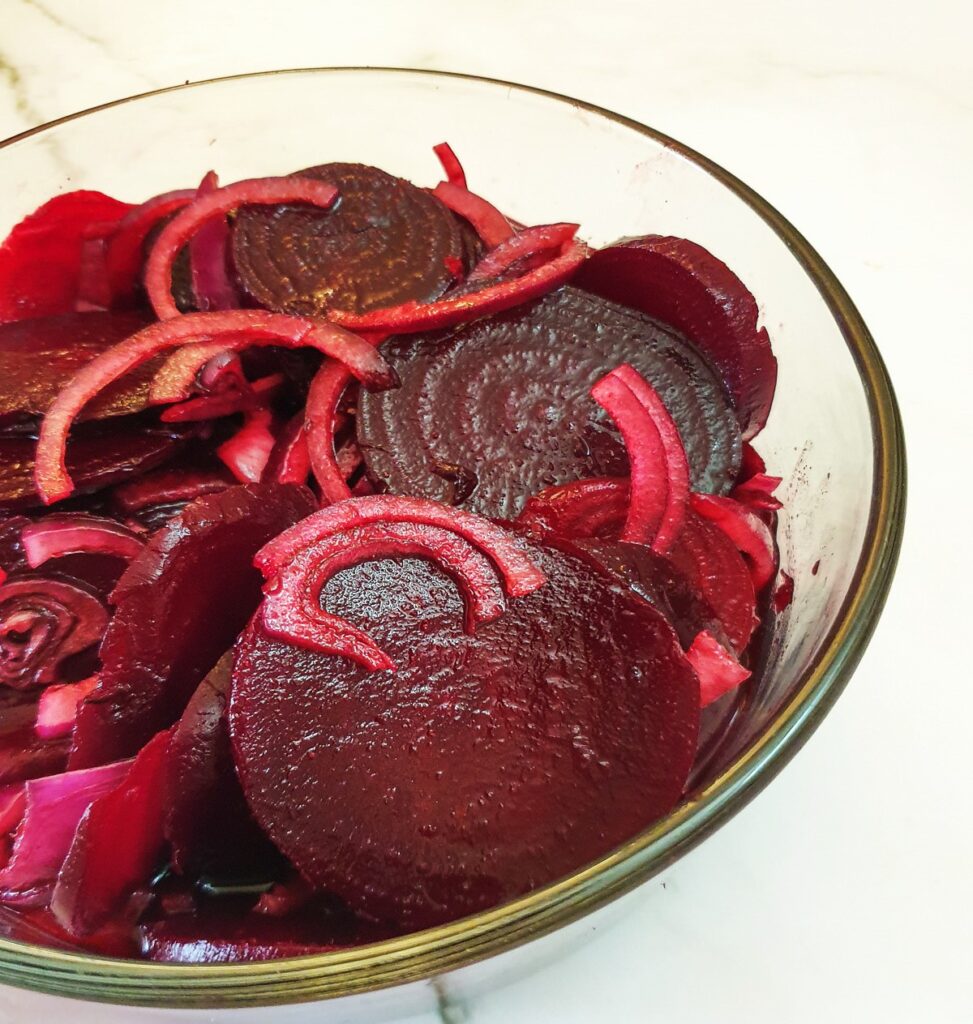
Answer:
[0,758,131,903]
[146,177,339,320]
[256,494,546,600]
[0,577,109,690]
[52,729,171,936]
[34,310,395,504]
[432,142,468,189]
[216,409,276,483]
[306,361,353,504]
[21,514,145,568]
[328,239,587,334]
[260,521,508,671]
[265,414,311,486]
[517,477,630,539]
[431,181,514,249]
[690,493,777,592]
[467,223,579,284]
[160,373,284,423]
[591,365,690,553]
[35,676,99,740]
[148,341,248,405]
[103,189,196,304]
[731,472,783,511]
[685,630,751,707]
[188,172,239,313]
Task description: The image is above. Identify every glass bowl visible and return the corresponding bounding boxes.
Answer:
[0,68,905,1014]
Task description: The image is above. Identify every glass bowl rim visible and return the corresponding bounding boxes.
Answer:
[0,66,906,1008]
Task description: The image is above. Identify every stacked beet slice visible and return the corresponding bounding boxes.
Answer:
[0,143,785,960]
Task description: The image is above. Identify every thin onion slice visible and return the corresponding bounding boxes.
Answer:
[256,494,546,599]
[216,409,276,483]
[266,414,311,486]
[432,142,467,189]
[104,189,196,303]
[328,240,587,334]
[188,171,239,313]
[145,177,339,320]
[685,630,751,707]
[517,477,630,539]
[21,514,145,567]
[690,493,777,591]
[467,223,579,284]
[305,362,354,504]
[35,676,99,740]
[160,373,284,423]
[34,310,395,504]
[431,181,514,249]
[260,521,508,671]
[591,365,690,553]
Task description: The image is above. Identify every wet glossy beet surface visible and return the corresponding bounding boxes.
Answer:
[358,286,742,518]
[69,484,316,768]
[233,163,468,317]
[230,538,699,930]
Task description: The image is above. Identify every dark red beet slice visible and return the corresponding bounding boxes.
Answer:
[357,287,741,519]
[52,728,171,936]
[0,424,185,511]
[0,191,133,324]
[0,311,153,428]
[230,537,698,930]
[233,163,466,316]
[574,236,777,439]
[0,575,108,689]
[139,908,353,963]
[668,510,757,653]
[69,483,316,768]
[568,538,726,651]
[110,462,234,514]
[164,652,282,880]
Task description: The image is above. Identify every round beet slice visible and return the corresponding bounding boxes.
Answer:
[164,652,284,882]
[0,311,153,428]
[69,483,316,769]
[230,538,699,931]
[0,425,186,512]
[357,287,741,519]
[232,163,466,317]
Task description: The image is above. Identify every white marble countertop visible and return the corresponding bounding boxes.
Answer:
[0,2,970,1021]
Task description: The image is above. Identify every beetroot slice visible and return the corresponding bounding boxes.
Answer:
[164,652,282,880]
[568,538,726,651]
[0,311,153,427]
[0,576,108,689]
[233,163,467,317]
[0,191,133,324]
[358,287,742,519]
[68,483,316,769]
[139,911,346,964]
[0,425,185,511]
[668,510,757,653]
[110,463,234,514]
[52,729,172,936]
[575,236,777,439]
[0,758,131,903]
[146,176,339,320]
[230,537,698,930]
[260,521,510,671]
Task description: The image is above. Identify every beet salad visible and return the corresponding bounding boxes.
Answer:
[0,144,787,962]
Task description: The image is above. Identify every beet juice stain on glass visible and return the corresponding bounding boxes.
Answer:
[0,138,788,963]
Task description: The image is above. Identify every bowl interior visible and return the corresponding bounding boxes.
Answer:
[0,69,903,1006]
